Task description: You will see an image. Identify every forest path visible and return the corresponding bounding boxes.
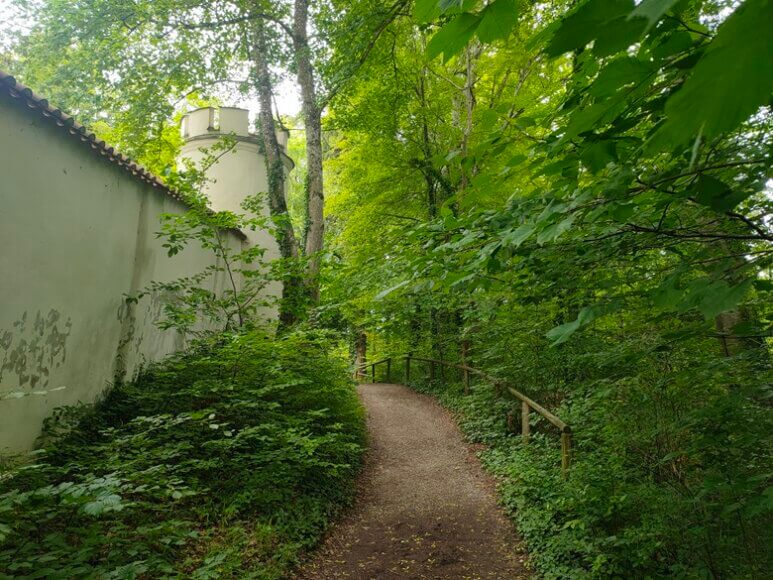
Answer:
[296,383,528,579]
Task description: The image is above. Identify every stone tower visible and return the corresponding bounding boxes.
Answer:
[179,106,293,319]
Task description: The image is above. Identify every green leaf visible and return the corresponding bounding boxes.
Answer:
[545,0,632,57]
[580,141,617,173]
[610,202,635,221]
[502,224,534,247]
[692,174,750,212]
[696,279,754,319]
[476,0,519,43]
[590,57,654,98]
[440,0,464,10]
[753,279,773,292]
[563,100,623,141]
[630,0,680,32]
[82,494,123,516]
[546,307,597,345]
[648,0,773,150]
[661,276,755,319]
[374,280,410,300]
[506,153,527,166]
[415,0,440,23]
[650,30,695,60]
[427,13,481,61]
[592,15,646,57]
[537,215,576,243]
[652,272,682,310]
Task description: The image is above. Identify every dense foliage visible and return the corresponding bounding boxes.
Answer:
[403,344,770,577]
[1,0,771,577]
[0,330,365,578]
[318,0,772,577]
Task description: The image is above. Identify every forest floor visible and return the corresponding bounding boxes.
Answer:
[297,383,528,579]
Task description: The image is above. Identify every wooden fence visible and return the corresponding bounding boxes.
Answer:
[355,354,572,476]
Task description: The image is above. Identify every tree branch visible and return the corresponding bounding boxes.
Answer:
[626,224,771,242]
[323,0,410,105]
[724,211,772,240]
[173,12,293,38]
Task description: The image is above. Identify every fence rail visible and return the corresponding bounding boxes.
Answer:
[353,357,394,383]
[354,354,571,475]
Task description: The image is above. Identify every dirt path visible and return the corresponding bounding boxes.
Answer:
[296,383,528,579]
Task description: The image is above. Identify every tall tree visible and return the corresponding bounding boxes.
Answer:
[292,0,325,303]
[252,20,304,327]
[320,1,771,575]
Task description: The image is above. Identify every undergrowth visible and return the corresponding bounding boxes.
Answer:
[409,368,771,579]
[0,329,365,579]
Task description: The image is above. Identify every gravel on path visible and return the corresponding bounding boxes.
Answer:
[296,383,528,579]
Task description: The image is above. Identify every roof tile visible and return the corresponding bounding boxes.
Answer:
[0,69,181,201]
[0,69,247,240]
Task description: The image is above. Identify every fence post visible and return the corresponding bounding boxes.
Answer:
[506,409,516,433]
[386,358,391,383]
[371,363,375,383]
[405,356,411,383]
[461,340,470,394]
[521,401,530,444]
[430,361,435,382]
[561,429,572,477]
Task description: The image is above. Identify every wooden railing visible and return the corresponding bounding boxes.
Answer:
[354,357,394,383]
[354,354,572,476]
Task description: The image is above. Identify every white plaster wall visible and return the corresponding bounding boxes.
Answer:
[179,112,285,315]
[180,138,280,258]
[0,92,244,452]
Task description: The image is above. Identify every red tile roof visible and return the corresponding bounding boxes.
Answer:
[0,70,248,240]
[0,70,180,200]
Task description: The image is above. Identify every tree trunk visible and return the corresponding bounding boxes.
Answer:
[459,41,481,193]
[293,0,325,304]
[252,22,302,328]
[354,330,367,379]
[715,307,769,358]
[416,69,439,219]
[714,240,769,359]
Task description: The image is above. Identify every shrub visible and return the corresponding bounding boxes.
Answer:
[0,329,365,579]
[410,364,772,579]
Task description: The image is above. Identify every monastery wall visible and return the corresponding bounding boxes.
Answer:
[0,88,250,452]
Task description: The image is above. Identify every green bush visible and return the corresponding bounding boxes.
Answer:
[0,329,365,579]
[410,360,772,579]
